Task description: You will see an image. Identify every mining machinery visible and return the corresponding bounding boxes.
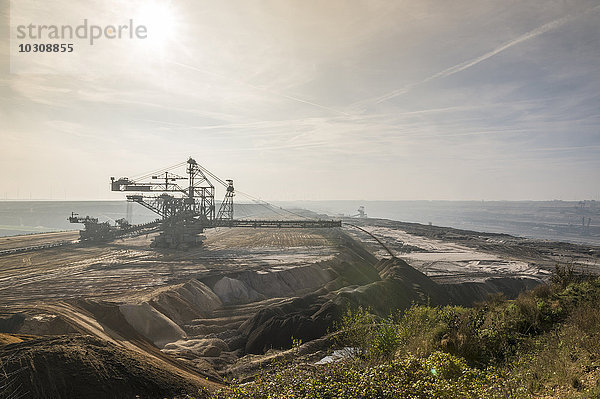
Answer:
[70,157,341,249]
[351,206,367,218]
[68,212,159,243]
[68,213,112,241]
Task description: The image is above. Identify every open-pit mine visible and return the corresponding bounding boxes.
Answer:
[1,160,599,398]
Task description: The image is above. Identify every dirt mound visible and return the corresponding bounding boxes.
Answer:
[208,265,335,306]
[0,333,36,346]
[238,265,334,298]
[348,257,452,312]
[0,313,25,333]
[239,294,333,354]
[0,335,208,399]
[148,279,223,324]
[444,277,543,305]
[0,311,78,336]
[239,258,450,354]
[119,302,187,348]
[163,338,230,358]
[213,277,264,304]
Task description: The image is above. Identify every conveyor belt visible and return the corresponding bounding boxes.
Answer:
[214,219,342,228]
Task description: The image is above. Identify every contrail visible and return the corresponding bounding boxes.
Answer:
[169,60,351,116]
[368,5,600,105]
[529,144,600,152]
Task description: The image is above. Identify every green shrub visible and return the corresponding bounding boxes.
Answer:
[211,352,506,399]
[334,306,403,360]
[334,305,376,358]
[397,305,450,356]
[211,277,600,399]
[371,317,401,359]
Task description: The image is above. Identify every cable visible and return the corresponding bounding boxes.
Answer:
[196,164,228,187]
[130,161,187,182]
[235,189,313,220]
[133,162,186,180]
[230,203,268,219]
[121,159,318,222]
[193,161,312,221]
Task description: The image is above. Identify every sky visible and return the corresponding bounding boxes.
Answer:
[1,0,599,201]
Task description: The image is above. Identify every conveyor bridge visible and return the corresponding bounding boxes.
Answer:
[215,220,341,228]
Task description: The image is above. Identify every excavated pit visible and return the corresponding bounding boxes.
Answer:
[2,219,598,395]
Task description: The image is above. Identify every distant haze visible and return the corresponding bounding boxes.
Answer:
[1,200,598,245]
[1,0,599,201]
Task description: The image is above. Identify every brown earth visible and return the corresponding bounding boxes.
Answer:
[0,334,211,399]
[0,332,36,346]
[1,220,598,397]
[0,231,79,251]
[0,228,337,306]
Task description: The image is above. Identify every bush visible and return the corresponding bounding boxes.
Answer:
[551,262,594,289]
[397,305,450,356]
[334,306,375,358]
[371,317,401,359]
[334,306,402,360]
[211,352,506,399]
[212,277,600,399]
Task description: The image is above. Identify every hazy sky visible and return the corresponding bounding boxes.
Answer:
[1,0,599,201]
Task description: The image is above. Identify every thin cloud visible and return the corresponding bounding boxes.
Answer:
[170,60,352,117]
[528,144,600,152]
[359,4,600,107]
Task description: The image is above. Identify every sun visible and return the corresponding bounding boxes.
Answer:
[134,1,177,48]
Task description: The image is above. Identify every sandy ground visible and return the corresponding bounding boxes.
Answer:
[0,227,342,393]
[0,230,79,251]
[343,219,599,284]
[0,228,337,306]
[2,219,598,394]
[3,220,596,306]
[348,225,547,284]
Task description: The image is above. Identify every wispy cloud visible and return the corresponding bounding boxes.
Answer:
[170,60,351,117]
[356,3,600,107]
[3,0,600,200]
